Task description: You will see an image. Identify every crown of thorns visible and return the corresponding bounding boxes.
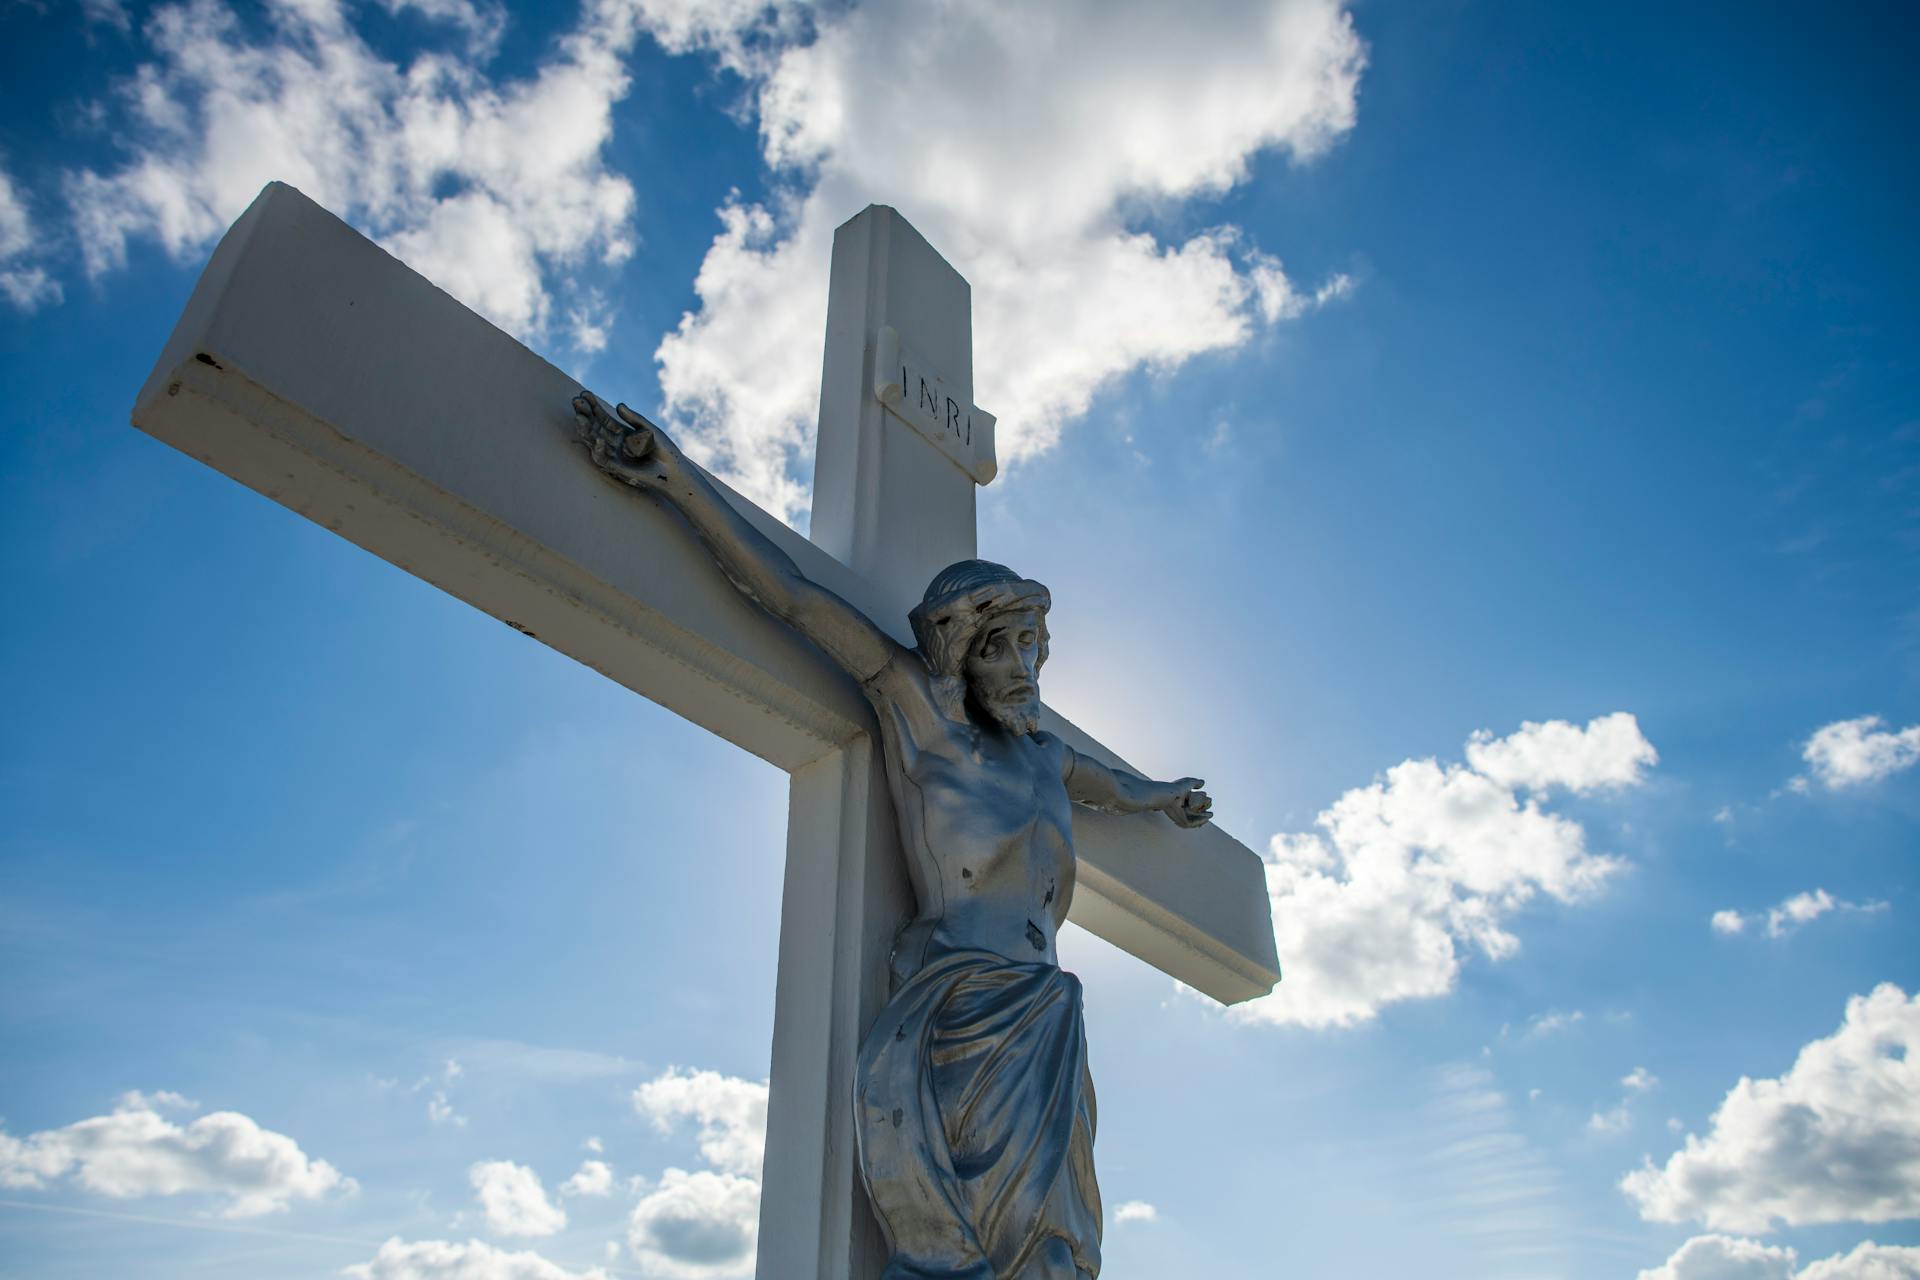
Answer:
[909,560,1052,680]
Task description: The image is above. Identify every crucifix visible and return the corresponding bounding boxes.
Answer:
[132,184,1282,1278]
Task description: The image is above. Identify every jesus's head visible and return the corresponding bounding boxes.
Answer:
[909,560,1051,736]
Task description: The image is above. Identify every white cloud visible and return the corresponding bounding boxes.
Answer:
[1237,713,1652,1028]
[1797,1243,1920,1280]
[1589,1105,1631,1134]
[1113,1199,1158,1223]
[1465,712,1660,793]
[0,1092,352,1217]
[626,1168,759,1279]
[641,0,1367,519]
[1797,716,1920,790]
[63,0,1368,519]
[1521,1009,1586,1039]
[64,0,637,347]
[427,1090,467,1128]
[1622,983,1920,1232]
[632,1068,768,1179]
[0,161,62,312]
[80,0,134,33]
[441,1039,636,1083]
[1636,1234,1799,1280]
[377,0,507,58]
[1638,1237,1920,1280]
[618,1067,767,1276]
[560,1159,613,1197]
[347,1237,609,1280]
[1710,889,1888,940]
[1768,889,1839,935]
[469,1160,566,1238]
[1591,1068,1658,1134]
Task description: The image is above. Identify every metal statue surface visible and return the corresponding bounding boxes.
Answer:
[574,395,1213,1280]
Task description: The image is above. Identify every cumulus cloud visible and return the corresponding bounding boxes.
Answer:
[1465,712,1659,793]
[1638,1237,1920,1280]
[560,1159,613,1197]
[0,1091,352,1217]
[632,1068,768,1179]
[1237,713,1653,1028]
[1798,1243,1920,1280]
[0,161,61,311]
[1622,984,1920,1232]
[1636,1234,1799,1280]
[469,1160,567,1237]
[626,1168,760,1280]
[1796,716,1920,790]
[1113,1200,1158,1223]
[642,0,1367,518]
[1710,889,1888,940]
[347,1237,609,1280]
[64,0,638,345]
[625,1068,768,1276]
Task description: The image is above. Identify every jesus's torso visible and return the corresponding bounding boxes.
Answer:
[864,655,1077,986]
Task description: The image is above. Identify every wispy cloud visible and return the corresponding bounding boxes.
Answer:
[1590,1068,1658,1135]
[1406,1064,1572,1272]
[0,159,61,312]
[1709,889,1889,939]
[440,1038,639,1083]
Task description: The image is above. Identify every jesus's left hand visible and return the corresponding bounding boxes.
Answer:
[1157,778,1213,828]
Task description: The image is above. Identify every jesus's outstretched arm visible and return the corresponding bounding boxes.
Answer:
[573,394,903,684]
[1064,749,1215,828]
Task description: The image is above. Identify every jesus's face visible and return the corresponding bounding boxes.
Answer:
[963,608,1045,736]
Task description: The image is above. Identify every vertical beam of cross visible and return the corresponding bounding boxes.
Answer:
[756,206,992,1277]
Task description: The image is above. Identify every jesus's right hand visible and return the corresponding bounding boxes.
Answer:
[573,393,674,489]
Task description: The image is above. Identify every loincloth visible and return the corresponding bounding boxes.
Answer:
[855,948,1101,1279]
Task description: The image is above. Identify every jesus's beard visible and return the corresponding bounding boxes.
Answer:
[982,695,1041,738]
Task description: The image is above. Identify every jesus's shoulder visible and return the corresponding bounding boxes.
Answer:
[860,646,940,719]
[860,649,973,752]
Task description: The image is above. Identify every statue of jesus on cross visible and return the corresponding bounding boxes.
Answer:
[575,393,1214,1280]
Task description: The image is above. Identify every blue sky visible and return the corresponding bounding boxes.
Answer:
[2,1,1918,1277]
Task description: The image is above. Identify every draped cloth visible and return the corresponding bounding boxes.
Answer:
[855,949,1102,1279]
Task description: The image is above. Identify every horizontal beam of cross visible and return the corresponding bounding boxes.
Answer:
[132,183,1281,1005]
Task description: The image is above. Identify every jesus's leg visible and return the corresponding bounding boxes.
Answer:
[1012,1237,1087,1280]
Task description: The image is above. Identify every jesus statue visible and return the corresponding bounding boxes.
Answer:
[575,393,1214,1280]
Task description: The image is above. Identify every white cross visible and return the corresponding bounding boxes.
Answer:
[132,184,1281,1278]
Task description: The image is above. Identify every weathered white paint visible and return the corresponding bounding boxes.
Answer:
[132,183,1282,1279]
